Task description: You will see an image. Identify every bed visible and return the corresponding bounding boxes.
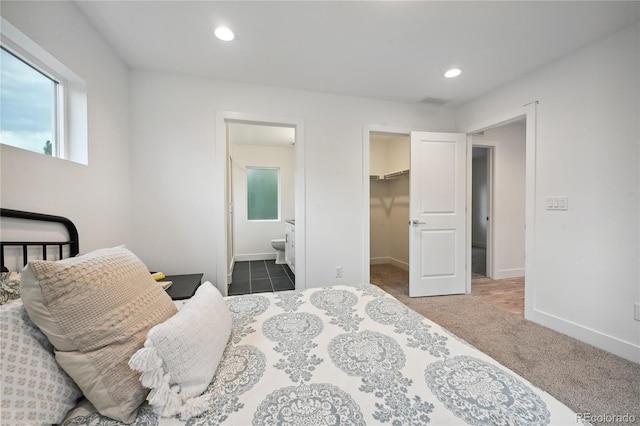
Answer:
[0,209,583,425]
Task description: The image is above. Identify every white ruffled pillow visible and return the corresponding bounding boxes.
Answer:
[128,282,232,419]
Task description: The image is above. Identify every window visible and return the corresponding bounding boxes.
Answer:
[0,46,60,156]
[247,167,280,221]
[1,17,88,164]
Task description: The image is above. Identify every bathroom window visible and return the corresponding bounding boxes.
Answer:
[247,167,280,221]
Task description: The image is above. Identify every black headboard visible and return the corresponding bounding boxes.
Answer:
[0,208,79,271]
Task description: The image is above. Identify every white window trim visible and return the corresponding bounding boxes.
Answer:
[1,17,87,165]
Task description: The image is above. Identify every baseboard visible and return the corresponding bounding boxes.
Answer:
[493,268,525,279]
[388,257,409,271]
[370,256,409,272]
[528,308,640,364]
[235,253,277,262]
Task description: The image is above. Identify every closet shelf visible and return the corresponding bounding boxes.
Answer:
[370,169,410,181]
[384,169,409,179]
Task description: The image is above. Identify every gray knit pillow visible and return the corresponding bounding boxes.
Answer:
[20,246,177,423]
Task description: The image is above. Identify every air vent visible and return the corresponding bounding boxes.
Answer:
[420,97,449,105]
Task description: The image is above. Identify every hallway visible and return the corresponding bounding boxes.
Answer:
[471,246,524,316]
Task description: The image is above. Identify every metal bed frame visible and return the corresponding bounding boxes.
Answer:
[0,208,79,272]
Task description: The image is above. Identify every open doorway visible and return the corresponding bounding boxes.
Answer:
[226,122,296,295]
[215,111,305,297]
[469,119,526,316]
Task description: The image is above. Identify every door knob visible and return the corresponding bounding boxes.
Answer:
[410,220,426,226]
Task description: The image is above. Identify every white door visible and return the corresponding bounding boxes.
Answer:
[409,131,467,297]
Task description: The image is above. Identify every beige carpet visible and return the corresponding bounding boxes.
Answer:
[371,264,640,426]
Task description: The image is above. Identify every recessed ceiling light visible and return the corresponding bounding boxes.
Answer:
[444,68,462,78]
[214,26,235,41]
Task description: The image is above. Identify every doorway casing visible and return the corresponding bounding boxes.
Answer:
[216,111,306,296]
[463,102,537,320]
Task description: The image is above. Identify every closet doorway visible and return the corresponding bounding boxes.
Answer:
[369,132,411,296]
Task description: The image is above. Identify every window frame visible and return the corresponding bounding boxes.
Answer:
[0,44,65,157]
[246,166,281,222]
[0,17,87,164]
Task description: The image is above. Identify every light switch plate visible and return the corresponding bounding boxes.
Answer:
[546,196,569,211]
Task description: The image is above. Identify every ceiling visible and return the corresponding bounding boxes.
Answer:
[75,1,640,107]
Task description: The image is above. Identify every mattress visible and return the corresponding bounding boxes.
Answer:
[62,284,581,425]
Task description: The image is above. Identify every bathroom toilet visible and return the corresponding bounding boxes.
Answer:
[271,238,286,264]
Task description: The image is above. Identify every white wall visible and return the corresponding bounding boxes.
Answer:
[474,121,527,279]
[456,23,640,362]
[129,71,456,287]
[387,176,410,269]
[369,137,390,178]
[231,144,295,260]
[0,1,132,254]
[369,179,390,262]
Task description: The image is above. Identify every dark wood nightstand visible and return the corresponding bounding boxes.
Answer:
[163,273,203,300]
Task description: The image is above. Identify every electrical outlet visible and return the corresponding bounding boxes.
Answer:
[335,266,342,278]
[634,303,640,321]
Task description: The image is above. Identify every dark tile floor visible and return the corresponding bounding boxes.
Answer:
[472,246,487,277]
[228,260,295,295]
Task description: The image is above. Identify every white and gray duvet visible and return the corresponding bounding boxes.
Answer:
[63,284,580,425]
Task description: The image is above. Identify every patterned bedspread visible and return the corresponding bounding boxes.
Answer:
[63,284,580,425]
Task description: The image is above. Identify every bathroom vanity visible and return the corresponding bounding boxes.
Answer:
[285,220,295,274]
